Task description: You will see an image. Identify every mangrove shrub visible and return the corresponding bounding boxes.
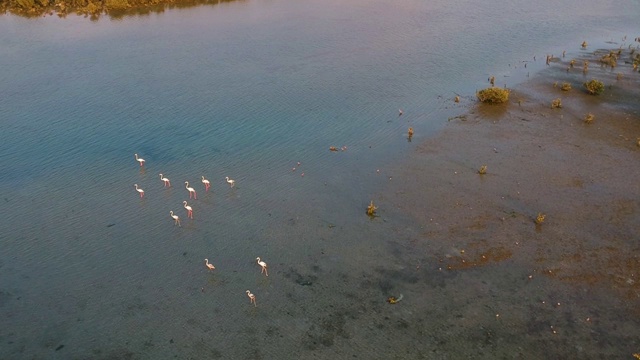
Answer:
[583,79,604,95]
[476,87,510,104]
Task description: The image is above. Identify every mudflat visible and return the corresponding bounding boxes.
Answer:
[378,48,640,357]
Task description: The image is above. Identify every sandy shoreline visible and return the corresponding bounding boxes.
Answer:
[375,47,640,357]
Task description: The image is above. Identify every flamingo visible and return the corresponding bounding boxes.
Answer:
[256,257,268,277]
[201,176,211,192]
[185,181,197,199]
[134,184,144,198]
[159,174,171,187]
[134,153,145,167]
[204,258,215,270]
[170,211,181,226]
[225,176,235,188]
[246,290,256,307]
[183,201,193,219]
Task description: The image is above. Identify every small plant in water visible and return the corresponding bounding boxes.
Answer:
[560,82,572,91]
[551,98,562,109]
[584,113,595,124]
[367,200,378,217]
[476,87,510,104]
[600,52,617,67]
[535,213,546,225]
[584,79,604,95]
[478,165,487,175]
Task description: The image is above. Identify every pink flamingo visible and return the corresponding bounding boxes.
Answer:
[204,258,215,270]
[225,176,235,188]
[185,181,197,199]
[202,176,211,192]
[183,201,193,219]
[169,211,181,226]
[246,290,256,307]
[256,257,268,276]
[134,184,144,198]
[159,174,171,187]
[134,153,145,167]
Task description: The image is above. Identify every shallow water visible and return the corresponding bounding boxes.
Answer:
[0,0,638,358]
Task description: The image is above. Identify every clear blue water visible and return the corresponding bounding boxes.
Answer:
[0,0,638,358]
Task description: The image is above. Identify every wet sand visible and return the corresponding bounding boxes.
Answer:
[375,49,640,357]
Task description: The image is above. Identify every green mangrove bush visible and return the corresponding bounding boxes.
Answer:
[476,87,510,104]
[583,79,604,95]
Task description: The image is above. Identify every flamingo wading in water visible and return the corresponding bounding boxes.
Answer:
[185,181,197,199]
[170,211,181,226]
[159,174,171,187]
[225,176,235,188]
[246,290,256,307]
[134,153,145,167]
[134,184,144,198]
[204,258,215,270]
[256,257,268,276]
[202,176,211,192]
[183,201,193,219]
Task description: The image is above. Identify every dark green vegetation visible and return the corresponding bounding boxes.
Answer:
[0,0,242,18]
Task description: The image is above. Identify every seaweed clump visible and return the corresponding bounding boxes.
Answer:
[583,79,604,95]
[476,87,510,104]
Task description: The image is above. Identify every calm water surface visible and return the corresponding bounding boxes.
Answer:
[0,0,637,358]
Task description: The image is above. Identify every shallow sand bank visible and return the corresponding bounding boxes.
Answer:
[376,48,640,357]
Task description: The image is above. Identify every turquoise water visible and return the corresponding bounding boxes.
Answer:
[0,0,638,358]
